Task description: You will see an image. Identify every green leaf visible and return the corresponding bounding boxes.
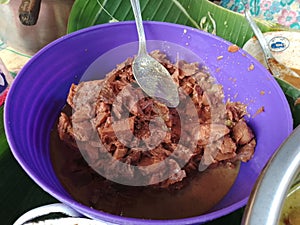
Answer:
[0,150,57,224]
[0,0,10,4]
[67,0,287,47]
[275,78,300,128]
[0,106,9,156]
[0,106,57,224]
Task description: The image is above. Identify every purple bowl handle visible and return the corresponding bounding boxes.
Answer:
[242,125,300,225]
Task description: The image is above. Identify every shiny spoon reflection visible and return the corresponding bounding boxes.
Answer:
[130,0,179,108]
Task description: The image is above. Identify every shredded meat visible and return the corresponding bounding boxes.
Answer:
[57,50,256,189]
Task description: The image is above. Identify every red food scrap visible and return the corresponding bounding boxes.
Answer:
[228,44,239,53]
[252,106,265,118]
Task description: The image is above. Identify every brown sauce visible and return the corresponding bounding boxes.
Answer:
[50,117,240,220]
[281,73,300,90]
[291,68,300,76]
[268,58,300,89]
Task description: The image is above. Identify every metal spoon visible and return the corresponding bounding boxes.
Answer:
[244,8,300,79]
[130,0,179,107]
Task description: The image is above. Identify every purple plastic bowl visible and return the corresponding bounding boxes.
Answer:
[4,21,293,224]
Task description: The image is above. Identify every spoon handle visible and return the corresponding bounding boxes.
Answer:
[244,9,273,60]
[130,0,147,55]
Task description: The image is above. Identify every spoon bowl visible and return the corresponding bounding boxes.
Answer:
[130,0,179,107]
[132,53,179,107]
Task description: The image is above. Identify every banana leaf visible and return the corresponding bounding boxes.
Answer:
[67,0,286,47]
[275,78,300,127]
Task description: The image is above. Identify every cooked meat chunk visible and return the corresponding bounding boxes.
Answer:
[233,119,255,145]
[235,139,256,162]
[57,51,256,189]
